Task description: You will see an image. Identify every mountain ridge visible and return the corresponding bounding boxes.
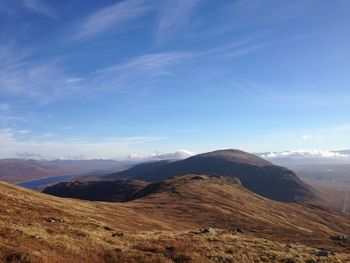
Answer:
[100,149,317,202]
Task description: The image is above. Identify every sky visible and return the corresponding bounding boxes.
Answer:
[0,0,350,159]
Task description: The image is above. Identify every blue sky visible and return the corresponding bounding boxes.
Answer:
[0,0,349,159]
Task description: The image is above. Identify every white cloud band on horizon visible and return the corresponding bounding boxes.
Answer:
[125,149,195,161]
[0,128,195,160]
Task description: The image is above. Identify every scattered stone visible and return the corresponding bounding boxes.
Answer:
[198,227,216,234]
[283,258,306,263]
[315,249,334,257]
[45,217,64,223]
[228,226,244,234]
[225,248,234,254]
[285,243,293,249]
[5,252,32,263]
[14,229,23,234]
[103,226,113,231]
[330,235,349,242]
[232,177,242,185]
[164,246,175,254]
[111,231,124,237]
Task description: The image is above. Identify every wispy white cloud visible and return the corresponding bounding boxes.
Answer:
[23,0,57,19]
[229,0,314,25]
[155,0,201,43]
[0,45,83,103]
[301,135,313,140]
[73,0,201,43]
[0,38,272,102]
[233,81,350,109]
[16,129,30,135]
[61,126,75,130]
[74,0,150,41]
[89,36,272,94]
[197,37,272,60]
[331,124,350,132]
[0,61,80,103]
[87,51,192,94]
[0,115,28,126]
[101,52,191,73]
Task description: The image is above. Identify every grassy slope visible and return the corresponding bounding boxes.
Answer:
[1,175,350,262]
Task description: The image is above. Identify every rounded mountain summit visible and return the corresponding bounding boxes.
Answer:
[103,149,318,203]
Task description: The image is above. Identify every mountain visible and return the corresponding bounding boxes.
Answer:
[102,149,316,202]
[0,159,82,184]
[0,158,130,185]
[39,159,130,172]
[1,175,350,262]
[43,179,149,202]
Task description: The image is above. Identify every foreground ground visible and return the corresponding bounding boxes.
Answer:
[1,175,350,262]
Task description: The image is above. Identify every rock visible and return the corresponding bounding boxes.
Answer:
[199,227,216,234]
[5,252,32,263]
[164,246,175,254]
[190,176,204,180]
[232,177,242,185]
[45,217,64,223]
[283,259,298,263]
[14,229,23,234]
[285,243,293,249]
[315,249,334,257]
[330,235,349,242]
[103,226,113,231]
[111,231,124,237]
[228,227,244,234]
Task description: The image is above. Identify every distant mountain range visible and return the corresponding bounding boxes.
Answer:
[0,159,80,184]
[0,159,129,184]
[3,149,348,188]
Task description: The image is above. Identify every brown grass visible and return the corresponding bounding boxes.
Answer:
[1,175,350,262]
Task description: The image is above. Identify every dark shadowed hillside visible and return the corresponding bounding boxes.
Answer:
[43,179,149,202]
[103,149,317,202]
